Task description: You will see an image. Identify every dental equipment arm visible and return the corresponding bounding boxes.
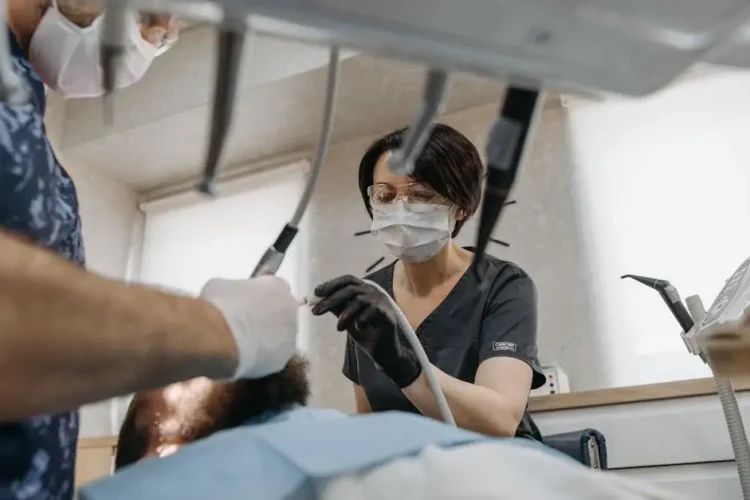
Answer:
[471,87,541,280]
[388,69,451,176]
[199,28,247,195]
[0,230,238,422]
[621,274,696,337]
[7,0,750,110]
[251,46,340,277]
[101,0,129,122]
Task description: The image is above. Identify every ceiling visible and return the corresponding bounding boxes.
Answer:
[45,25,512,193]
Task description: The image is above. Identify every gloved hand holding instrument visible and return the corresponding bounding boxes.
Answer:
[311,274,455,425]
[311,275,422,389]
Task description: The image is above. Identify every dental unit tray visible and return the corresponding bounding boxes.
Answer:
[126,0,750,97]
[697,258,750,376]
[4,0,750,435]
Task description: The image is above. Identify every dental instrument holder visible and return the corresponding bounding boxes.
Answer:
[624,261,750,499]
[101,0,130,123]
[388,69,451,176]
[471,87,541,279]
[199,26,247,195]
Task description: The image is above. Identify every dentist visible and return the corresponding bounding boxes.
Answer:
[313,124,546,438]
[2,2,298,499]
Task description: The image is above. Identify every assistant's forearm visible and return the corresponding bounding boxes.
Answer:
[0,232,237,421]
[402,366,520,436]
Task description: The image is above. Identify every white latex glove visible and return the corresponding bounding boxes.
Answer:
[200,276,298,379]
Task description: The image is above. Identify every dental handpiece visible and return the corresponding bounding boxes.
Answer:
[250,47,341,278]
[199,29,246,195]
[250,224,298,277]
[101,0,129,123]
[621,274,696,334]
[0,0,29,105]
[388,69,451,176]
[471,86,541,279]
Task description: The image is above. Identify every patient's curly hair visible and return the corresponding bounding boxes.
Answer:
[114,355,310,470]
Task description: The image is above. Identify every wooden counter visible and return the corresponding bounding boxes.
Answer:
[528,376,750,412]
[76,436,117,487]
[76,377,750,449]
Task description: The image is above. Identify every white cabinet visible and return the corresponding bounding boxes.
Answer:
[617,463,741,499]
[534,393,750,468]
[532,394,749,498]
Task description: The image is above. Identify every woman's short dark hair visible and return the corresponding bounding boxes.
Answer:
[358,123,484,237]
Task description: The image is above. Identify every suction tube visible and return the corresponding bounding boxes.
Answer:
[250,47,341,277]
[687,298,750,500]
[716,375,750,499]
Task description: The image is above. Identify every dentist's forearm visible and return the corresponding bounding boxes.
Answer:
[0,231,237,421]
[402,366,520,436]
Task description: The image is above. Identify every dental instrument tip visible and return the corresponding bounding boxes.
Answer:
[388,151,414,176]
[198,178,215,196]
[299,295,322,307]
[620,274,668,288]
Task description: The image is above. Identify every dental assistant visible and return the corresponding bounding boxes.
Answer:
[313,124,546,438]
[1,2,299,499]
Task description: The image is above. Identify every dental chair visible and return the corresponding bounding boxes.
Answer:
[544,429,608,470]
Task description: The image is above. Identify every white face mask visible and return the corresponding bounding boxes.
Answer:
[29,1,158,99]
[371,201,456,263]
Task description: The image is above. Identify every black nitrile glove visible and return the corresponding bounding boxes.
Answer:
[311,275,422,388]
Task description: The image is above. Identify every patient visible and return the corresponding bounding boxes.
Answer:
[115,355,311,469]
[101,353,679,500]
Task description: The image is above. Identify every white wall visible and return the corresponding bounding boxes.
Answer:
[60,161,143,437]
[566,70,750,388]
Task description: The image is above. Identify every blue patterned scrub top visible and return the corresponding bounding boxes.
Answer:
[0,28,85,500]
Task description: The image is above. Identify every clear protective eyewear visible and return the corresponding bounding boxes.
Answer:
[367,182,450,212]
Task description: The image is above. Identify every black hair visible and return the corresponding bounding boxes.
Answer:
[114,356,310,470]
[358,123,484,237]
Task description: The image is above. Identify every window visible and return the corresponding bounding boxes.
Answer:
[137,161,309,339]
[565,70,750,386]
[112,162,309,431]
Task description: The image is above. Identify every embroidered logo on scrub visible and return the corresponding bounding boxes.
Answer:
[492,341,517,352]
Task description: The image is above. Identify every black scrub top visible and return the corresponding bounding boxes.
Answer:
[342,251,546,440]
